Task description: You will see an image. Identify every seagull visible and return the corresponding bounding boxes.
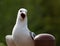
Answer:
[5,8,36,46]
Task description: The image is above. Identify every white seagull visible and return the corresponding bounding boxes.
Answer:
[5,8,36,46]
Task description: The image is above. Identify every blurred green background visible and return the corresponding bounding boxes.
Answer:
[0,0,60,46]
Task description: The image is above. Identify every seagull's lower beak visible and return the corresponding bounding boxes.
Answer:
[21,13,25,19]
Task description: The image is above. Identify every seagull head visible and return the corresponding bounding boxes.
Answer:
[16,8,28,26]
[17,8,27,21]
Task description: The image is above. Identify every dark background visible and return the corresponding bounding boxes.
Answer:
[0,0,60,46]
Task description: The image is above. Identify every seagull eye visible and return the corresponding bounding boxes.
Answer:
[20,10,22,12]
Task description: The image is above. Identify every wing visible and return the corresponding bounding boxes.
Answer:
[30,31,36,40]
[5,35,16,46]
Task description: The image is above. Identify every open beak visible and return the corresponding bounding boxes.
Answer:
[21,13,25,19]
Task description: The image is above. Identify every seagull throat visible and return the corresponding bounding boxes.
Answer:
[21,13,25,19]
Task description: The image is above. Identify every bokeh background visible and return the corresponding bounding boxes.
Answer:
[0,0,60,46]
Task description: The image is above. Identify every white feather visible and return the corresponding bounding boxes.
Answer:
[5,8,34,46]
[5,35,16,46]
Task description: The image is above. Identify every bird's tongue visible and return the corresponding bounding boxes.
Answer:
[21,13,25,19]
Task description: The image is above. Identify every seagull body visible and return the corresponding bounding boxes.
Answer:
[5,8,35,46]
